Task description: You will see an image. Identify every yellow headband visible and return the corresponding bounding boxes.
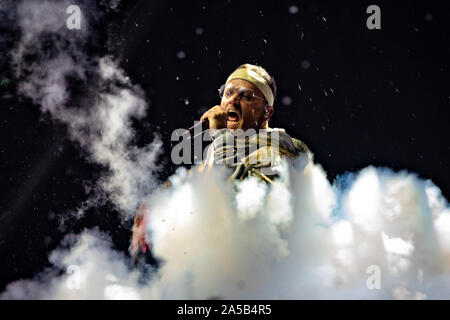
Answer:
[225,68,274,106]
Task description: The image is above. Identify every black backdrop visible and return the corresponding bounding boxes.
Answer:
[0,0,449,292]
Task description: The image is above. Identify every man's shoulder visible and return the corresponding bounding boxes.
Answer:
[290,136,311,155]
[268,127,311,156]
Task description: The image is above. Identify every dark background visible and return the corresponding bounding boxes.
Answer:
[0,0,449,292]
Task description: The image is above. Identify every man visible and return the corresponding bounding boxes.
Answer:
[132,63,310,253]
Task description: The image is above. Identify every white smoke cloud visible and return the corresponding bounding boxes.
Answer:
[2,163,450,299]
[6,0,162,218]
[1,0,450,300]
[1,229,155,299]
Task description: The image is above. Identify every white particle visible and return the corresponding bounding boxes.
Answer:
[176,76,180,80]
[263,39,267,44]
[184,99,189,105]
[289,6,298,14]
[282,96,292,105]
[176,51,186,59]
[301,60,311,69]
[195,27,204,35]
[297,84,302,91]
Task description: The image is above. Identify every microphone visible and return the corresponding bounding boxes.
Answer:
[185,119,209,141]
[188,119,208,132]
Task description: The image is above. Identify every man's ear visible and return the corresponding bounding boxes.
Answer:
[261,105,274,129]
[265,105,274,120]
[218,84,225,98]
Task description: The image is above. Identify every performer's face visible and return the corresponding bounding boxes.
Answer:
[220,79,270,130]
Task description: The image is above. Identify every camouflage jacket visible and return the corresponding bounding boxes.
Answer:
[202,128,311,184]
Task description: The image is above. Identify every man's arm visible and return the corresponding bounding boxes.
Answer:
[132,105,225,254]
[132,204,151,253]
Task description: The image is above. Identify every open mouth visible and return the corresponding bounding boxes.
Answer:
[227,109,240,125]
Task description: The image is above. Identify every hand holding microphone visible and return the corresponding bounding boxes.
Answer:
[186,105,228,142]
[199,105,228,130]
